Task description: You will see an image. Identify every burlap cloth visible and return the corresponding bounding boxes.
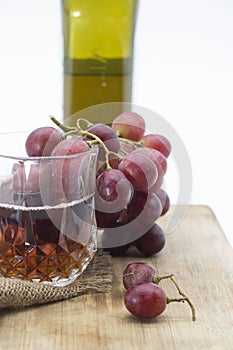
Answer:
[0,250,113,310]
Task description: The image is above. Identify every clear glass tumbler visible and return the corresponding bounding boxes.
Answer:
[0,132,98,286]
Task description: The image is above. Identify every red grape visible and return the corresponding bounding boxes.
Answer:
[133,147,167,174]
[119,140,136,156]
[96,157,120,177]
[155,188,166,207]
[123,262,157,289]
[117,208,131,225]
[51,137,90,201]
[86,123,120,160]
[149,176,164,193]
[25,193,44,208]
[27,163,41,193]
[124,283,167,318]
[141,134,171,158]
[25,126,62,156]
[27,161,51,194]
[112,112,146,141]
[108,157,121,169]
[98,192,162,248]
[95,209,121,228]
[156,188,170,216]
[118,152,158,192]
[95,169,132,212]
[51,137,89,157]
[161,194,170,216]
[132,147,167,192]
[103,244,130,256]
[135,223,166,256]
[12,162,26,193]
[12,161,52,206]
[127,191,162,225]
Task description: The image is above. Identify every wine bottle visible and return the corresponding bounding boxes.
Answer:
[62,0,138,125]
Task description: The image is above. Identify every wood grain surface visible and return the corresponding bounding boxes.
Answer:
[0,206,233,350]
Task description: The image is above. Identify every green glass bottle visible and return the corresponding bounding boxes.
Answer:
[62,0,138,125]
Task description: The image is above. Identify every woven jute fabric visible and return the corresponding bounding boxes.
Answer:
[0,251,113,310]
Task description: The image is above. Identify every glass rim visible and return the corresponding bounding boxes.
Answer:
[0,146,98,161]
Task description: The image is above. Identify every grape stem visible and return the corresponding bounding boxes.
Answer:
[118,137,143,149]
[79,129,123,169]
[153,274,196,321]
[76,118,93,130]
[49,115,76,133]
[87,140,99,146]
[50,115,123,170]
[60,129,80,139]
[119,148,129,155]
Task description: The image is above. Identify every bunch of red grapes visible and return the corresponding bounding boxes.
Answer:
[91,112,171,256]
[17,112,171,255]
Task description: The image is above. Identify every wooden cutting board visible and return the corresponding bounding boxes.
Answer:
[1,206,233,350]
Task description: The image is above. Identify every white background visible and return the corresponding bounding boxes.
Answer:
[0,0,232,246]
